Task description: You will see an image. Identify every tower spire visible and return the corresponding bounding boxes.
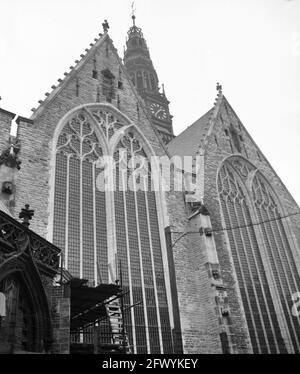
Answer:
[123,11,174,144]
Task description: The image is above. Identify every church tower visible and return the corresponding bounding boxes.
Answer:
[124,15,174,144]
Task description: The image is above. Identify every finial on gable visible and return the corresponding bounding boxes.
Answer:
[102,19,109,33]
[19,204,34,228]
[216,82,222,94]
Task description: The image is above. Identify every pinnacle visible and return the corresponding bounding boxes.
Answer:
[102,20,109,33]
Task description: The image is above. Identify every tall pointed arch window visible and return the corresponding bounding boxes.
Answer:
[218,158,287,354]
[53,110,107,283]
[252,173,300,353]
[52,104,174,354]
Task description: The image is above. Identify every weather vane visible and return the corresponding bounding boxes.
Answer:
[131,2,136,25]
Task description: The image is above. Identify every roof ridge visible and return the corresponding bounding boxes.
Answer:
[193,89,224,173]
[30,31,109,120]
[203,90,224,146]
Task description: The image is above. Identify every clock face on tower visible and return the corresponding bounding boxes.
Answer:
[149,102,168,120]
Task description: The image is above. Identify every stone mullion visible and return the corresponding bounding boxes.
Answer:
[92,162,97,285]
[120,166,137,353]
[65,154,71,269]
[79,125,83,279]
[143,183,164,353]
[130,142,150,353]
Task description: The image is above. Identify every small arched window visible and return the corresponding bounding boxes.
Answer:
[101,69,115,102]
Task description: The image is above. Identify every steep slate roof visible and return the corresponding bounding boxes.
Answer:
[167,90,230,159]
[167,108,214,157]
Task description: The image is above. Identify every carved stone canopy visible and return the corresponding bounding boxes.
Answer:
[189,201,210,216]
[0,139,21,170]
[198,204,210,216]
[0,208,61,352]
[0,208,60,276]
[189,201,202,213]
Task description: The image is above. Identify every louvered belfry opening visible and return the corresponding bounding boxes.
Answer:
[52,104,173,354]
[217,156,300,354]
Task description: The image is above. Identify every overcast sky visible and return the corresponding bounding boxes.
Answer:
[0,0,300,205]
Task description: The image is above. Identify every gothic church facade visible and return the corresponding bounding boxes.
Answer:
[0,17,300,354]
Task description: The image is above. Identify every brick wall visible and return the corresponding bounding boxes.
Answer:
[165,187,222,353]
